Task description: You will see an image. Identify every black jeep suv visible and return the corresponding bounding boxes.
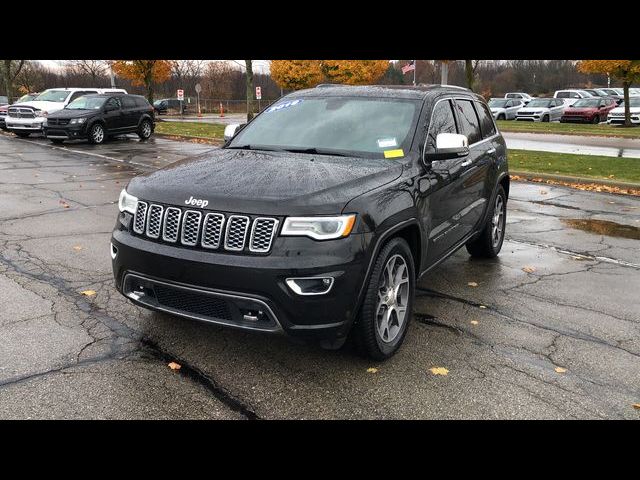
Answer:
[44,93,155,145]
[111,85,509,360]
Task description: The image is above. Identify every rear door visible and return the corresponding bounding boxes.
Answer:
[103,97,124,131]
[120,96,139,129]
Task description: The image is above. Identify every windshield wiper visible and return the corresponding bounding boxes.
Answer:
[280,147,354,157]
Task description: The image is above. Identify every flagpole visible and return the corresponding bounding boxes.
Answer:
[413,60,416,86]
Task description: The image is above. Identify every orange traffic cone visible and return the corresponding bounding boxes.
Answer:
[219,102,224,118]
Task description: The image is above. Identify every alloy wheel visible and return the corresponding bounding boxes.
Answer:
[491,194,505,248]
[375,254,410,343]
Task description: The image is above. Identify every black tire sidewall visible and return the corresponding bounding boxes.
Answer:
[358,237,415,359]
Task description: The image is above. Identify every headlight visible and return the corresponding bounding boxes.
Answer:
[36,110,48,118]
[118,189,138,215]
[281,214,356,240]
[70,118,87,124]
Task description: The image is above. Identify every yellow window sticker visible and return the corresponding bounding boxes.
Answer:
[384,149,404,159]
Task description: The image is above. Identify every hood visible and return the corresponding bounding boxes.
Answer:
[14,100,66,113]
[127,148,405,216]
[518,107,550,113]
[610,106,640,114]
[48,108,97,119]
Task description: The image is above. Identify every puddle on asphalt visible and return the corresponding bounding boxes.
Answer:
[562,219,640,240]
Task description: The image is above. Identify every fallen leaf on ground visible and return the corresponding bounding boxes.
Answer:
[429,367,449,376]
[633,403,640,410]
[168,362,181,371]
[479,305,487,309]
[470,320,479,325]
[522,266,536,273]
[555,367,567,374]
[80,290,96,296]
[73,245,83,251]
[366,367,378,374]
[468,282,478,287]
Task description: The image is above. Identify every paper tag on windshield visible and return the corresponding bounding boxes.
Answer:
[384,149,404,159]
[377,137,397,148]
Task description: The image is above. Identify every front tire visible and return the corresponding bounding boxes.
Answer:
[50,138,64,145]
[466,185,507,258]
[88,123,105,144]
[498,113,506,120]
[592,115,600,124]
[542,114,550,123]
[138,119,152,140]
[353,237,415,361]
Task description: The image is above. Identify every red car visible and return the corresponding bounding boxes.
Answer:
[560,97,617,124]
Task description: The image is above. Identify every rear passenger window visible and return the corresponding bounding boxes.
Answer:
[134,96,149,108]
[122,97,136,108]
[426,99,457,152]
[455,100,482,145]
[476,102,497,138]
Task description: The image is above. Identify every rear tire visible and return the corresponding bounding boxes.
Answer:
[466,185,507,258]
[353,237,415,361]
[14,131,30,138]
[137,119,152,140]
[88,123,105,145]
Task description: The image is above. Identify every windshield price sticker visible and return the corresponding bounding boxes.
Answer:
[384,149,404,159]
[265,99,303,113]
[377,138,398,148]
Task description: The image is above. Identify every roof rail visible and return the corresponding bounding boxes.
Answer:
[315,83,350,88]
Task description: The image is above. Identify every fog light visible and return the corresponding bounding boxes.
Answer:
[286,277,334,296]
[110,243,118,260]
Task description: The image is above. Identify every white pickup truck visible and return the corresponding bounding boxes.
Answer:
[5,87,127,137]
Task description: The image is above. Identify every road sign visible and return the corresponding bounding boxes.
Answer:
[255,86,262,100]
[195,83,202,94]
[177,89,184,101]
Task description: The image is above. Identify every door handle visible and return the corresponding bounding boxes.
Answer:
[487,148,496,155]
[461,159,472,167]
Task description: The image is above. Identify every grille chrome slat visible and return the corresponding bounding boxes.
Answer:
[224,215,250,251]
[181,210,202,246]
[201,213,226,249]
[162,207,182,243]
[249,218,279,253]
[145,204,164,239]
[133,201,148,234]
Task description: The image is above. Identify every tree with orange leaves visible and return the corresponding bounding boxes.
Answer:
[270,60,388,90]
[111,60,171,104]
[577,60,640,127]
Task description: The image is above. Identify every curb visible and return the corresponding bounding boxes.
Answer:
[153,132,223,146]
[510,170,640,189]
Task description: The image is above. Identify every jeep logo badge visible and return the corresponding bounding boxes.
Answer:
[185,196,209,208]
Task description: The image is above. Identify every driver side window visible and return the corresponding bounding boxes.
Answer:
[425,99,457,153]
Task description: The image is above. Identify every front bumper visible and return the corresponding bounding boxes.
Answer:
[516,114,544,122]
[5,116,45,131]
[560,115,595,123]
[43,123,88,140]
[111,217,371,341]
[607,115,640,125]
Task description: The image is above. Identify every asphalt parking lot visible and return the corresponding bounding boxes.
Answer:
[1,132,639,419]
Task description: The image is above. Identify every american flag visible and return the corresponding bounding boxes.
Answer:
[402,61,415,75]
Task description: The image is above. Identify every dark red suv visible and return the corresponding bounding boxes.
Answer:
[560,97,617,124]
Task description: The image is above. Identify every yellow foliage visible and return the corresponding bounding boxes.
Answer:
[111,60,172,86]
[270,60,389,90]
[577,60,640,82]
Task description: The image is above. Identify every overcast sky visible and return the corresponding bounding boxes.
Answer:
[37,60,271,73]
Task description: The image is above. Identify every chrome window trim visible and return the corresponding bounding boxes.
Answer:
[224,215,250,251]
[201,212,226,249]
[145,204,164,239]
[133,201,148,234]
[180,210,202,246]
[249,217,279,253]
[161,207,182,243]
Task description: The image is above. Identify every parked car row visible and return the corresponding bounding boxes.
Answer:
[489,87,640,124]
[1,87,156,144]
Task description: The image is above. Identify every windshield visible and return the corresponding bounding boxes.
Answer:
[17,94,35,103]
[34,90,71,102]
[620,97,640,107]
[66,96,107,110]
[153,100,163,107]
[489,99,509,108]
[527,99,552,108]
[228,96,421,158]
[0,96,8,103]
[572,99,601,108]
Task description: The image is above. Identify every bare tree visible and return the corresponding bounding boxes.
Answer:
[464,60,482,91]
[245,60,255,121]
[3,60,25,102]
[66,60,109,84]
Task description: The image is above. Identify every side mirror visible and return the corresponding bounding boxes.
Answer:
[424,133,469,162]
[224,123,246,142]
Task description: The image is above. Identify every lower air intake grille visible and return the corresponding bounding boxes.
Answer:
[153,284,232,322]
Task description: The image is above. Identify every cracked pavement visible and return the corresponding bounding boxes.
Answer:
[1,133,639,419]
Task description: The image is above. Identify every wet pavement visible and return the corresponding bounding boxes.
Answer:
[503,131,640,158]
[158,113,247,126]
[1,132,639,419]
